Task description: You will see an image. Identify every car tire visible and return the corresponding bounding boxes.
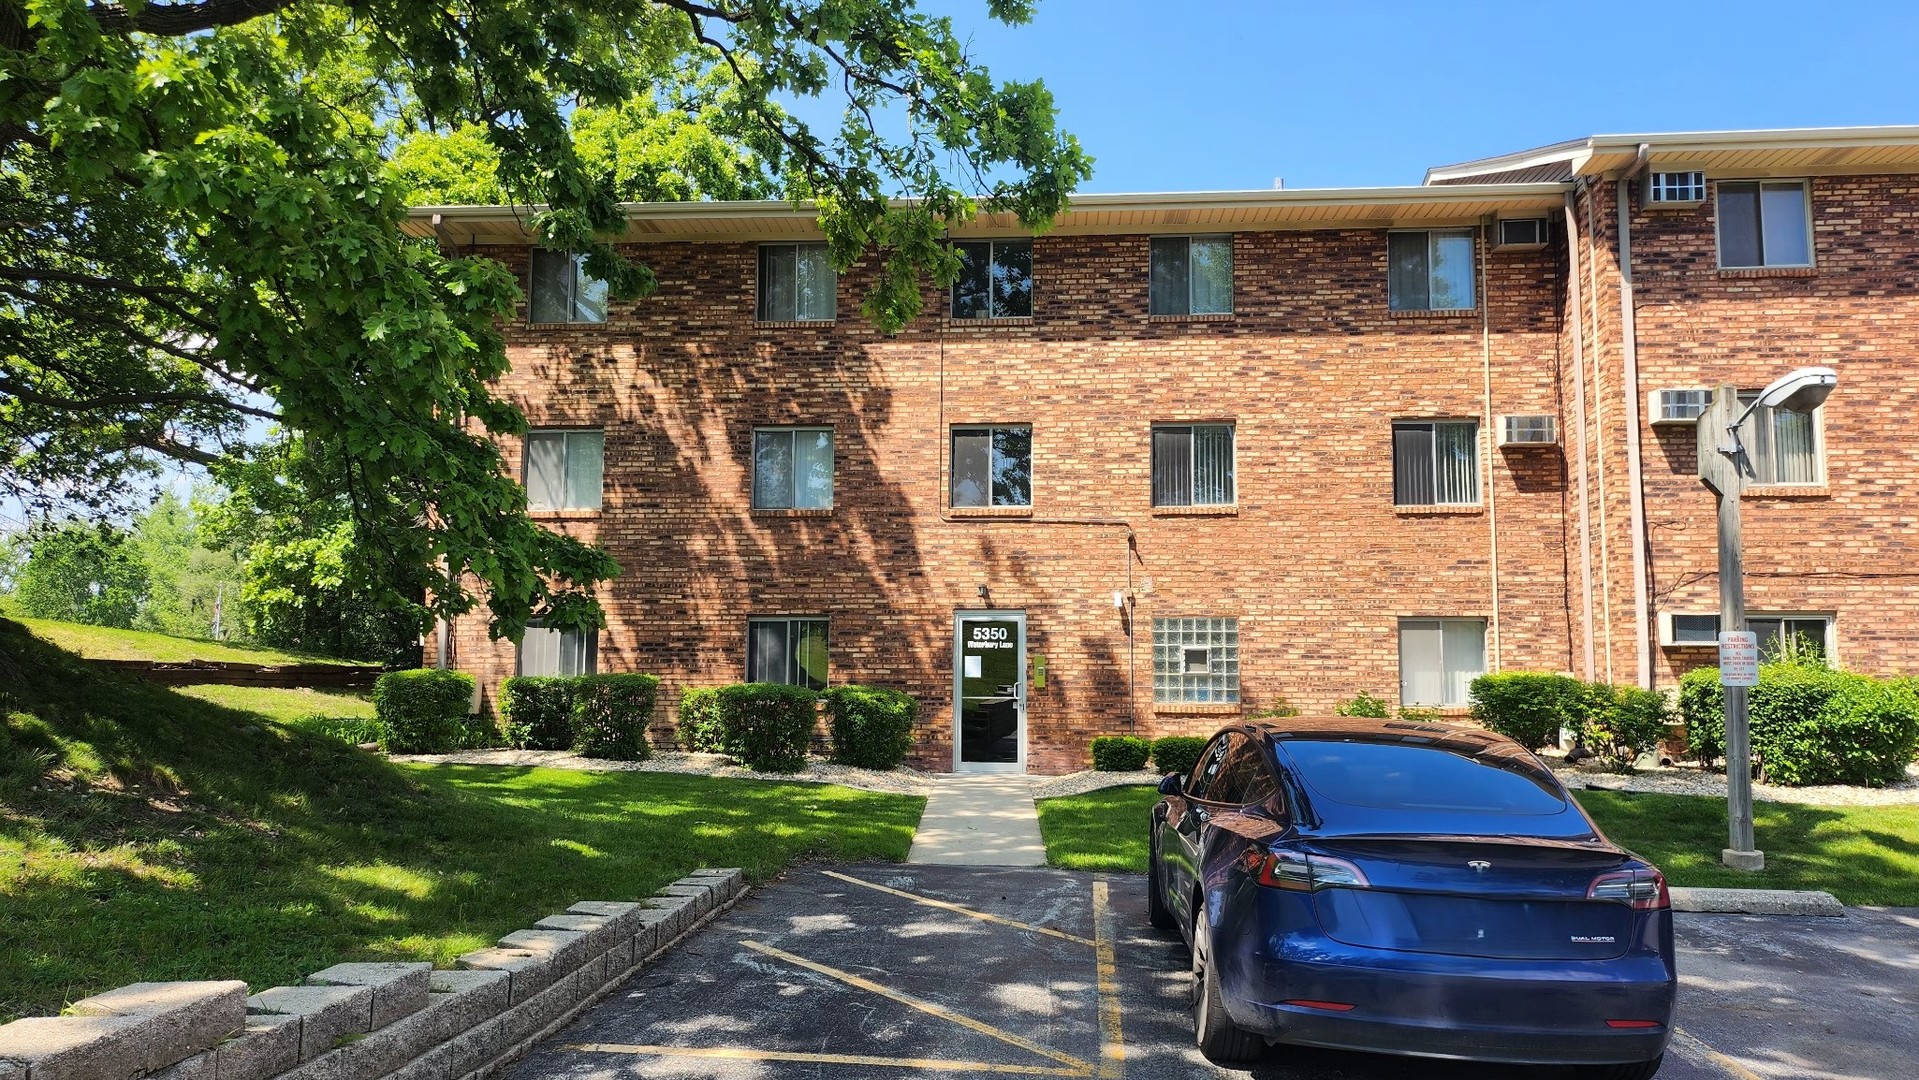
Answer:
[1579,1056,1664,1080]
[1147,829,1176,931]
[1191,900,1263,1064]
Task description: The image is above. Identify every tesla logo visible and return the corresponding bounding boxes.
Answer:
[1467,860,1492,872]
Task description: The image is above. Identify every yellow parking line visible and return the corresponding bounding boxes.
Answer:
[564,1044,1091,1075]
[1091,877,1126,1079]
[741,938,1095,1073]
[1672,1027,1768,1080]
[821,869,1098,948]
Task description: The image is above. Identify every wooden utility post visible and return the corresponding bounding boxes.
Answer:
[1696,384,1764,871]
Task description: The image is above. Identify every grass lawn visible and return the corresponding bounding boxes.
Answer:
[18,617,378,666]
[172,684,380,743]
[1034,784,1919,907]
[0,619,923,1021]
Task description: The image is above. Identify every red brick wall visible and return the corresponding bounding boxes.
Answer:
[443,227,1590,773]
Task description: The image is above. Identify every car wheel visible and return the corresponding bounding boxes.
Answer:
[1578,1056,1664,1080]
[1147,827,1176,931]
[1191,899,1263,1064]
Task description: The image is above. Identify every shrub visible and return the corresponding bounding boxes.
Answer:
[1679,667,1725,767]
[371,668,474,753]
[1752,666,1919,787]
[676,686,728,753]
[569,674,659,760]
[1151,735,1207,777]
[1468,672,1587,750]
[717,683,818,772]
[1395,706,1443,724]
[1587,685,1673,766]
[824,685,919,770]
[1336,692,1390,718]
[499,676,577,750]
[1248,699,1299,719]
[1090,735,1151,772]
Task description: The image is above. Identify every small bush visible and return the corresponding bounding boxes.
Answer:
[1151,735,1207,777]
[1336,692,1390,718]
[824,685,918,770]
[1395,706,1443,724]
[1090,735,1151,772]
[569,673,659,760]
[1753,666,1918,787]
[676,687,728,753]
[1468,672,1587,750]
[499,676,577,750]
[1588,685,1673,765]
[371,668,474,753]
[717,683,818,772]
[1248,699,1299,719]
[1680,667,1725,767]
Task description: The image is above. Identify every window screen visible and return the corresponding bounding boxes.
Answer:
[1153,617,1239,704]
[1717,181,1811,268]
[1388,230,1476,311]
[1152,424,1235,506]
[1150,236,1233,315]
[753,428,834,509]
[747,618,829,689]
[758,244,837,321]
[1393,421,1479,506]
[524,430,604,511]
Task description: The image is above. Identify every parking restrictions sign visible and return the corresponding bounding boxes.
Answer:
[1719,631,1760,687]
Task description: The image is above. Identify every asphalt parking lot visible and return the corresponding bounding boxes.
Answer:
[510,865,1919,1080]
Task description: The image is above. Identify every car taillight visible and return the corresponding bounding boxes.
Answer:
[1256,851,1370,891]
[1588,868,1670,910]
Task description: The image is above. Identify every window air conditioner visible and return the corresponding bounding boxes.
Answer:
[1493,218,1550,250]
[1498,415,1558,446]
[1649,389,1711,425]
[1646,171,1707,206]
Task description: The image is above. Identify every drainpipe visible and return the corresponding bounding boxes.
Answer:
[1563,192,1597,680]
[1479,222,1502,672]
[1583,185,1616,685]
[1617,146,1654,690]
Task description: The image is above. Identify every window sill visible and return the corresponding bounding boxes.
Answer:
[1388,308,1478,319]
[1154,702,1242,716]
[754,319,836,329]
[947,506,1035,519]
[1394,504,1484,516]
[1743,484,1829,499]
[1151,504,1238,517]
[1716,266,1816,279]
[529,509,602,521]
[945,317,1035,327]
[525,320,610,328]
[1147,312,1235,323]
[751,507,835,518]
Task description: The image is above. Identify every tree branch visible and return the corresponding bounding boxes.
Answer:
[86,0,296,36]
[0,376,281,423]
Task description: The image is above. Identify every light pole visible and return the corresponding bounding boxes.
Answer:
[1695,366,1836,872]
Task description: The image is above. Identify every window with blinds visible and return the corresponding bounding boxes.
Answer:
[529,250,609,324]
[748,618,829,689]
[1398,618,1485,707]
[1392,421,1479,506]
[1737,392,1822,484]
[1152,424,1235,507]
[518,624,597,676]
[757,243,837,321]
[524,429,605,511]
[1149,236,1233,315]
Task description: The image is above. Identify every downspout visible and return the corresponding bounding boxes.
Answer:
[1563,191,1597,680]
[1583,185,1616,684]
[1617,146,1654,689]
[1480,222,1502,671]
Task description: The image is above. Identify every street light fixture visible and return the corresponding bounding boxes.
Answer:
[1695,366,1836,872]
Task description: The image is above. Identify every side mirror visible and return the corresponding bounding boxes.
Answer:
[1157,773,1184,796]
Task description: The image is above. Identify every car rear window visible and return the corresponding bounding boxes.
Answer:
[1288,740,1567,815]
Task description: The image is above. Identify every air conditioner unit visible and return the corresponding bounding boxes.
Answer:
[1494,218,1550,250]
[1649,388,1711,425]
[1498,414,1558,446]
[1646,171,1707,206]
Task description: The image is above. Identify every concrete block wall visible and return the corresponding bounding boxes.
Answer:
[0,870,747,1080]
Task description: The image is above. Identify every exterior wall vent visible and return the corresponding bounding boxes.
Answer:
[1493,218,1550,250]
[1498,414,1558,446]
[1649,388,1711,425]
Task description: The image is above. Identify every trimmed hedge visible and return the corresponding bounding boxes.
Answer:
[1586,685,1672,763]
[1151,735,1207,777]
[1090,735,1151,772]
[1680,666,1725,766]
[570,673,659,760]
[1336,692,1390,718]
[676,686,728,753]
[499,676,577,750]
[1468,672,1590,750]
[371,668,474,753]
[717,683,818,772]
[1680,662,1919,786]
[824,685,918,770]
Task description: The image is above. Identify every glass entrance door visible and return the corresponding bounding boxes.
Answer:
[955,612,1025,772]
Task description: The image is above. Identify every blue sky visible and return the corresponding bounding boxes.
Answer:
[917,0,1919,191]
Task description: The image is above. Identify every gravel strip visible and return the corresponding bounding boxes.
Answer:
[1031,770,1161,800]
[386,748,934,796]
[1552,759,1919,807]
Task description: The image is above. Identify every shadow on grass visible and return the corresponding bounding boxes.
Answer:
[0,619,923,1021]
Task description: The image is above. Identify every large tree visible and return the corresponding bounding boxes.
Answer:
[0,0,1090,642]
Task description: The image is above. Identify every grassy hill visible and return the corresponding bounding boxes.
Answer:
[16,617,377,666]
[0,618,923,1022]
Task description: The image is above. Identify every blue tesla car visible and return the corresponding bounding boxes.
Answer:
[1149,716,1676,1076]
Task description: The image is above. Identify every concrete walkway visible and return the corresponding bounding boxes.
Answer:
[906,774,1047,865]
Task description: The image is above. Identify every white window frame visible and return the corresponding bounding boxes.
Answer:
[1714,179,1815,270]
[1387,228,1477,312]
[1152,617,1240,704]
[1391,419,1481,507]
[756,242,837,322]
[1647,171,1707,204]
[528,249,608,324]
[517,624,598,676]
[751,426,835,510]
[1736,391,1826,486]
[1659,611,1835,663]
[1149,235,1234,315]
[523,428,605,511]
[746,616,829,689]
[1397,617,1486,708]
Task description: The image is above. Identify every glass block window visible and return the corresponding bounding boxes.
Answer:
[1387,229,1476,311]
[529,249,608,324]
[524,429,604,511]
[757,243,837,321]
[1149,235,1233,315]
[1153,617,1239,704]
[952,240,1033,319]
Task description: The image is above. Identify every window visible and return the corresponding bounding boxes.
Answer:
[1152,424,1235,507]
[757,243,836,321]
[524,429,604,511]
[1392,421,1479,506]
[1388,229,1476,311]
[747,617,828,689]
[1186,734,1234,799]
[529,249,608,324]
[1648,171,1707,204]
[1717,181,1811,268]
[1661,613,1831,661]
[952,240,1033,319]
[1736,392,1822,484]
[1668,613,1719,646]
[518,624,597,676]
[1398,618,1486,708]
[1208,735,1279,807]
[752,428,834,509]
[1153,617,1239,704]
[1149,235,1233,315]
[950,426,1032,508]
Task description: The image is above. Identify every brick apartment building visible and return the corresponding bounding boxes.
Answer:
[410,126,1919,774]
